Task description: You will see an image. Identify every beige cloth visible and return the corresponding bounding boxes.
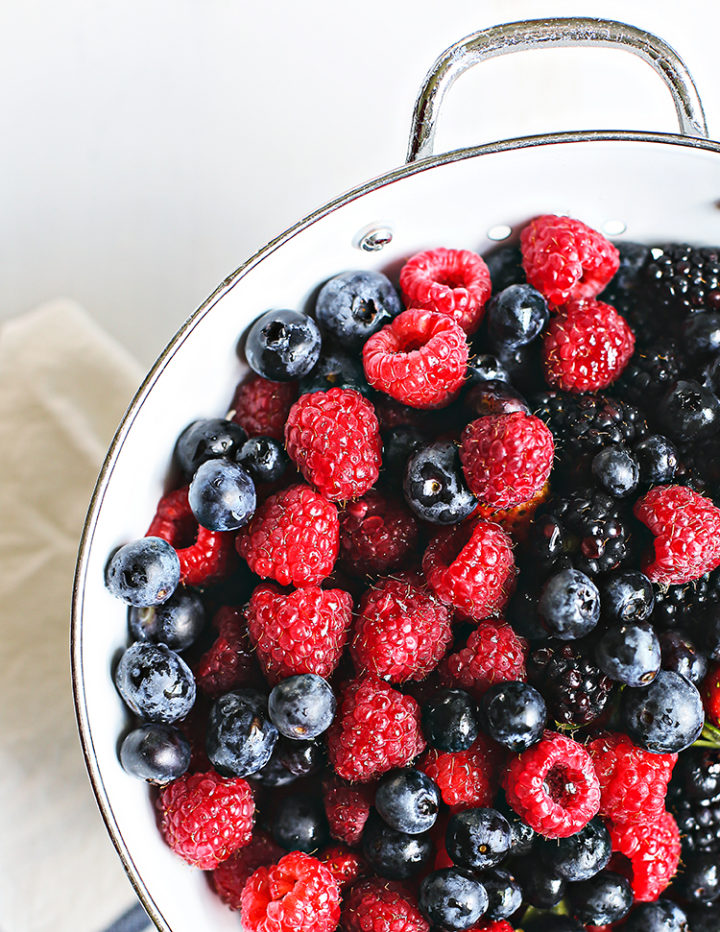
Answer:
[0,302,147,932]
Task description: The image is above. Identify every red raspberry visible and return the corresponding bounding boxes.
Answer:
[520,214,619,307]
[318,844,367,891]
[608,810,681,901]
[285,388,382,502]
[587,732,677,825]
[212,829,282,910]
[362,308,468,409]
[503,732,601,839]
[465,923,514,932]
[459,412,555,509]
[195,607,260,698]
[438,621,527,698]
[322,775,374,845]
[634,484,720,585]
[157,770,254,870]
[339,490,419,577]
[327,675,426,782]
[419,734,502,810]
[422,520,516,620]
[542,299,635,393]
[399,247,492,335]
[246,583,353,684]
[351,575,453,684]
[237,483,339,587]
[230,372,298,441]
[702,661,720,726]
[472,480,550,543]
[341,877,429,932]
[147,486,237,586]
[241,851,341,932]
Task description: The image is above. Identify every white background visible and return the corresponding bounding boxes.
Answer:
[3,0,720,366]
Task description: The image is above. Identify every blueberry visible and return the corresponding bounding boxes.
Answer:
[602,241,652,294]
[245,309,322,381]
[539,818,611,882]
[512,856,566,909]
[621,669,704,753]
[675,853,720,904]
[567,870,633,925]
[418,868,488,930]
[128,587,205,651]
[174,418,248,477]
[105,537,180,607]
[498,801,536,857]
[659,630,708,685]
[114,642,196,723]
[235,436,289,484]
[484,244,524,292]
[272,793,329,853]
[188,459,256,531]
[421,688,479,752]
[206,689,278,777]
[466,353,510,384]
[362,813,433,880]
[600,570,654,624]
[254,749,297,787]
[276,737,326,777]
[119,723,191,784]
[446,807,511,872]
[403,440,476,524]
[481,868,523,920]
[591,445,639,497]
[481,681,546,752]
[683,312,720,358]
[375,768,440,835]
[694,603,720,661]
[634,434,679,485]
[495,340,544,394]
[657,379,720,442]
[486,284,549,349]
[268,674,336,740]
[381,425,426,481]
[702,355,720,393]
[596,621,661,687]
[464,379,529,419]
[314,270,402,349]
[299,345,371,396]
[538,569,601,640]
[623,899,689,931]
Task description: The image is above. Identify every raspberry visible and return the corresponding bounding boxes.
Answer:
[465,924,514,932]
[285,388,382,501]
[634,485,720,585]
[231,372,298,441]
[459,412,555,509]
[422,520,516,620]
[439,621,527,698]
[362,308,468,409]
[318,844,367,891]
[351,575,453,684]
[472,480,550,543]
[503,732,601,839]
[322,775,374,845]
[212,829,283,910]
[702,661,720,726]
[341,877,429,932]
[195,607,260,698]
[608,810,681,901]
[241,851,341,932]
[157,770,254,870]
[419,733,502,810]
[338,490,419,577]
[327,675,426,782]
[237,483,339,587]
[542,299,635,393]
[399,247,492,335]
[587,732,677,825]
[147,486,237,586]
[246,583,353,684]
[520,214,619,307]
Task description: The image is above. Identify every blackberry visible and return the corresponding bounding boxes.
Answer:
[651,568,720,630]
[644,243,720,321]
[614,339,684,407]
[668,748,720,858]
[678,436,720,494]
[527,641,613,727]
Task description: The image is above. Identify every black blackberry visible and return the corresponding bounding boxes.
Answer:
[527,641,613,727]
[668,749,720,858]
[614,340,684,408]
[484,243,525,293]
[644,243,720,321]
[650,567,720,630]
[677,436,720,494]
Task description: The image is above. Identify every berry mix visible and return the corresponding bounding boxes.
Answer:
[104,214,720,932]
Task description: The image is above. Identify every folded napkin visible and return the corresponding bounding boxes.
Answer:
[0,302,152,932]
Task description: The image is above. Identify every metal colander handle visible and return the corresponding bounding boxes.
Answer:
[407,17,708,162]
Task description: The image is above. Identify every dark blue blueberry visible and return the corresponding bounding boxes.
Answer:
[659,630,708,685]
[272,793,329,853]
[206,689,278,777]
[403,440,476,524]
[314,270,402,349]
[495,340,544,395]
[538,569,600,640]
[657,379,720,442]
[446,807,511,872]
[634,434,679,485]
[235,436,288,484]
[375,768,440,835]
[675,853,720,904]
[464,379,529,419]
[602,241,652,295]
[512,856,566,909]
[276,737,326,777]
[484,244,524,292]
[268,674,336,740]
[255,749,297,787]
[702,355,720,394]
[621,669,704,753]
[624,900,689,931]
[128,587,205,651]
[539,818,611,882]
[497,800,536,857]
[418,868,488,931]
[381,425,426,481]
[600,570,655,624]
[245,309,322,381]
[466,353,510,385]
[694,603,720,662]
[567,870,633,925]
[481,868,523,920]
[421,688,479,752]
[119,723,191,784]
[591,445,639,497]
[299,345,371,396]
[596,621,661,687]
[362,813,433,880]
[683,312,720,358]
[481,681,546,752]
[114,642,196,723]
[188,459,256,531]
[105,537,180,607]
[486,284,549,349]
[174,418,248,478]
